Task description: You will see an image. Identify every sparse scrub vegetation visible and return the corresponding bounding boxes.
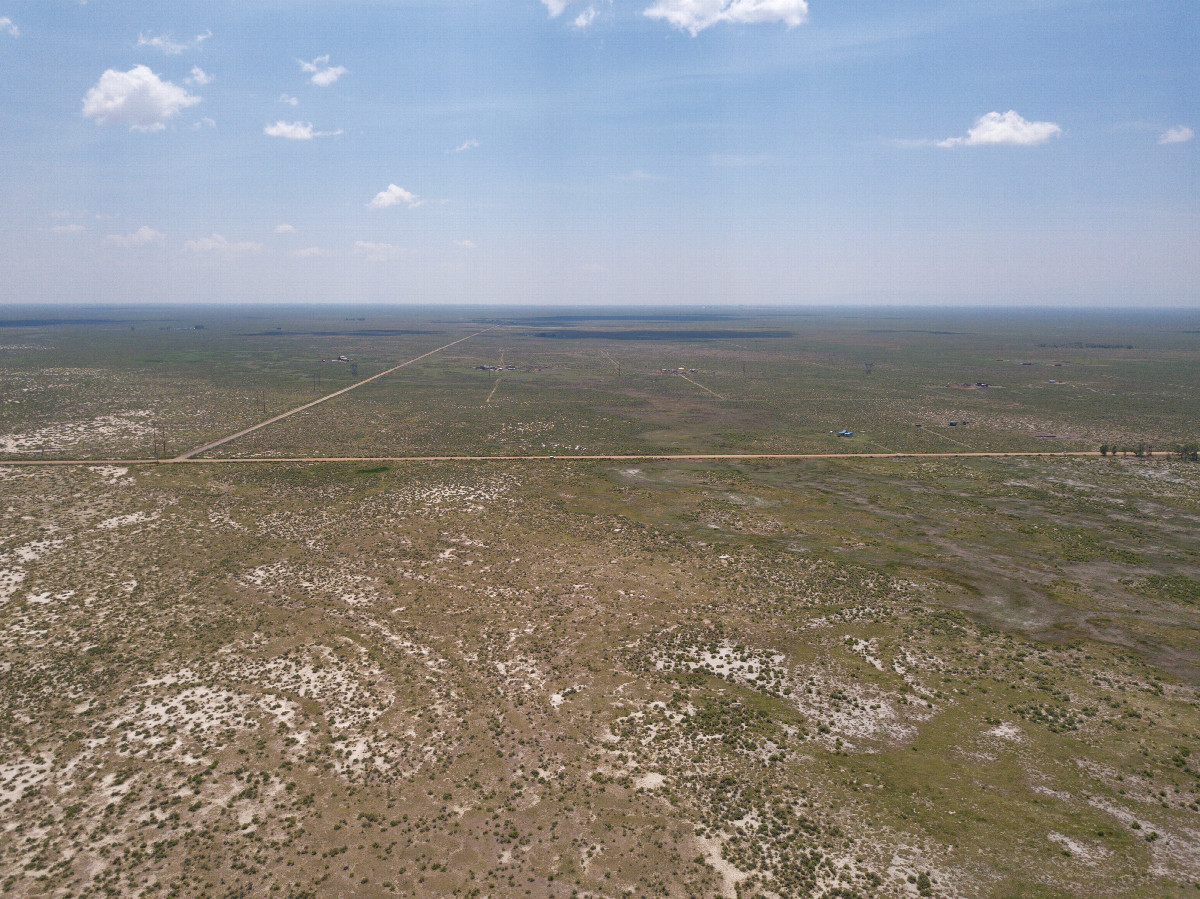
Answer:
[1,308,1199,897]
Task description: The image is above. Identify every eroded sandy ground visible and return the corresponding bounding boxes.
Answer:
[1,458,1199,898]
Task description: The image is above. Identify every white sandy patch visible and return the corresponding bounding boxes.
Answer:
[1049,832,1108,863]
[0,568,25,605]
[240,561,386,608]
[27,591,74,605]
[635,772,665,789]
[207,511,246,531]
[1089,798,1200,879]
[97,510,159,530]
[493,652,544,690]
[0,754,53,806]
[445,532,487,548]
[0,412,154,454]
[242,562,288,587]
[694,834,748,899]
[212,646,422,780]
[846,636,886,671]
[357,616,448,673]
[985,722,1024,742]
[1031,784,1072,802]
[111,684,260,747]
[655,640,787,687]
[88,465,130,484]
[653,637,932,750]
[382,476,517,516]
[13,538,66,563]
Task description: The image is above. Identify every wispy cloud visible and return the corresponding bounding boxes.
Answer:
[82,66,200,132]
[136,30,211,56]
[264,121,342,140]
[185,66,212,86]
[709,153,773,167]
[274,224,297,234]
[613,169,658,182]
[0,16,18,37]
[937,110,1061,148]
[1159,125,1194,145]
[299,55,347,87]
[190,116,216,130]
[449,139,480,153]
[572,6,598,28]
[104,226,165,247]
[292,246,325,258]
[354,241,403,262]
[367,184,421,209]
[279,94,299,107]
[644,0,808,35]
[183,234,263,254]
[454,239,477,249]
[52,224,86,234]
[541,0,570,17]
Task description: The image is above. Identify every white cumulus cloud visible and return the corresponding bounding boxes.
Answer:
[275,223,297,234]
[1,16,18,37]
[354,241,403,262]
[644,0,808,35]
[82,65,200,132]
[573,6,599,28]
[299,55,347,87]
[104,226,165,247]
[542,0,570,16]
[264,120,342,140]
[368,184,421,209]
[938,110,1061,148]
[1159,125,1194,145]
[450,139,480,153]
[455,239,477,249]
[183,234,263,254]
[186,66,212,86]
[136,30,211,56]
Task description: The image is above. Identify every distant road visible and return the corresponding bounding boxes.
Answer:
[173,328,495,460]
[4,451,1101,467]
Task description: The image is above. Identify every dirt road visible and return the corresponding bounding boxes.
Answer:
[3,450,1101,467]
[173,328,494,460]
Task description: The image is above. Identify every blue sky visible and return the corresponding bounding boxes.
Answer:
[0,0,1196,306]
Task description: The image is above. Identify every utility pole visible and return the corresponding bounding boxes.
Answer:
[152,423,168,458]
